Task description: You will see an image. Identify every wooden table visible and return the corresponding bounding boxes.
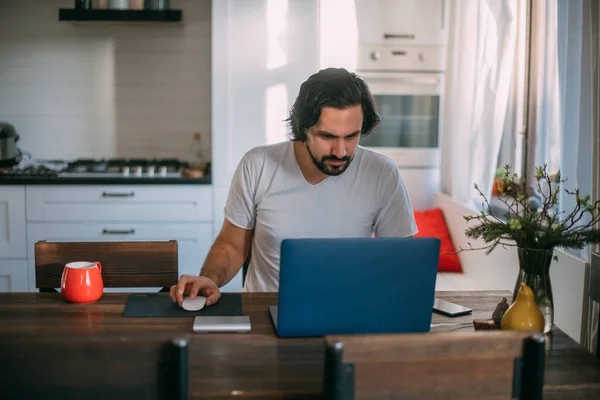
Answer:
[1,291,599,399]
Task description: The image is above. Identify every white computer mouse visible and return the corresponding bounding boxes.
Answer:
[182,295,207,311]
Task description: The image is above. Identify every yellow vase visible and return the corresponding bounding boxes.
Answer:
[500,282,545,332]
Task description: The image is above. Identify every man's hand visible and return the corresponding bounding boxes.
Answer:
[169,275,221,308]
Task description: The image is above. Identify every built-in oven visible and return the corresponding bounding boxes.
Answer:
[356,45,446,209]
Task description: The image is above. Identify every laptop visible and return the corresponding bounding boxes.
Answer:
[269,237,440,337]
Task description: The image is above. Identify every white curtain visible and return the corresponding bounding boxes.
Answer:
[554,0,598,355]
[530,1,561,178]
[440,0,518,209]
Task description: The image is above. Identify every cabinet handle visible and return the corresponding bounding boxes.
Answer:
[102,229,136,235]
[383,33,415,40]
[102,191,135,198]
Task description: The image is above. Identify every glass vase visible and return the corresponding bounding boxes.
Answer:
[512,247,554,333]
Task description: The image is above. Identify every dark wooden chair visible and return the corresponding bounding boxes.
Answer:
[323,330,546,400]
[242,237,253,287]
[35,240,179,292]
[242,252,251,287]
[1,332,189,400]
[591,251,600,359]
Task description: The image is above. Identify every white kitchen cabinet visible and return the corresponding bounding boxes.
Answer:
[355,0,449,46]
[24,184,216,292]
[0,185,27,258]
[26,221,213,278]
[26,185,212,222]
[0,259,28,292]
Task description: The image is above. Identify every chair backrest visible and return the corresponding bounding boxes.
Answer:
[35,240,179,291]
[1,331,189,400]
[324,331,545,400]
[242,236,253,287]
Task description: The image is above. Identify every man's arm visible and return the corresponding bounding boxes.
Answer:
[170,219,253,307]
[200,219,254,287]
[373,161,418,237]
[171,148,260,306]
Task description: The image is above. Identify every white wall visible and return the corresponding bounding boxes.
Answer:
[212,0,319,290]
[0,0,211,161]
[317,0,358,71]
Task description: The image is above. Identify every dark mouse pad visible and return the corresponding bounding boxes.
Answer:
[123,293,243,317]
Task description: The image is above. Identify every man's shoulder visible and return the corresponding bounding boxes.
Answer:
[236,142,291,183]
[241,141,290,166]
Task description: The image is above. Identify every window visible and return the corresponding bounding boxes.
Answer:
[494,0,563,221]
[497,0,561,195]
[495,0,597,261]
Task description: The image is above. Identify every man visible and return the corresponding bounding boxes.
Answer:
[170,67,417,307]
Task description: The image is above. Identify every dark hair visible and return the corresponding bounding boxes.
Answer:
[285,68,381,141]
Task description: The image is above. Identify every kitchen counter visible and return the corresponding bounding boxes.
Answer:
[0,176,211,185]
[0,159,212,185]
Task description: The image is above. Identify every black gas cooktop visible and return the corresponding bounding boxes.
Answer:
[1,158,190,179]
[62,158,187,177]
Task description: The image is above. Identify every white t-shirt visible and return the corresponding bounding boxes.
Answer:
[224,141,418,292]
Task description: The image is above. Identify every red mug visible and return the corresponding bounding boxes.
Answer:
[61,261,104,304]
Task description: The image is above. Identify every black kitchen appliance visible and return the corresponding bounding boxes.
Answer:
[61,158,187,178]
[0,122,21,168]
[0,157,196,180]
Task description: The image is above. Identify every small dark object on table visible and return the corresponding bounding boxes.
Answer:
[473,319,501,330]
[473,297,508,330]
[492,297,509,325]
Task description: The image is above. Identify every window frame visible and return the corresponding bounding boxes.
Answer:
[493,0,553,221]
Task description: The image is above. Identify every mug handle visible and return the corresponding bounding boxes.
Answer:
[94,261,102,273]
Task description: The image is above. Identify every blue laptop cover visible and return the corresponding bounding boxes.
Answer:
[275,237,440,337]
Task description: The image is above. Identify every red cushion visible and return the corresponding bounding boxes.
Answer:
[413,208,463,273]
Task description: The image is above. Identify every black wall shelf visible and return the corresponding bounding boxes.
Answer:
[58,9,182,22]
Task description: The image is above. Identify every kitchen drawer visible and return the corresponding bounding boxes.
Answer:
[0,186,27,258]
[0,259,28,292]
[26,222,213,278]
[26,185,212,222]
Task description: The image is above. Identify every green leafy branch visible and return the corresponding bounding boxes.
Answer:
[459,164,600,255]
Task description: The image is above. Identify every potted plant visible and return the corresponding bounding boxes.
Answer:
[462,164,600,333]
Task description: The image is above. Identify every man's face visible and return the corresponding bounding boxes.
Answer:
[305,105,363,176]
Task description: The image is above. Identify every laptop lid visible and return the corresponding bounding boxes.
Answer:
[275,237,440,337]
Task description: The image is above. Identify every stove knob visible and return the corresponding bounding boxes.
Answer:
[134,166,143,177]
[147,166,155,177]
[122,166,130,177]
[159,166,168,177]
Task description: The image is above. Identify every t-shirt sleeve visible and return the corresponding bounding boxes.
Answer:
[223,150,261,230]
[373,163,418,237]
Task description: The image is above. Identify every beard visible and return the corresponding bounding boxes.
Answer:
[305,142,354,176]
